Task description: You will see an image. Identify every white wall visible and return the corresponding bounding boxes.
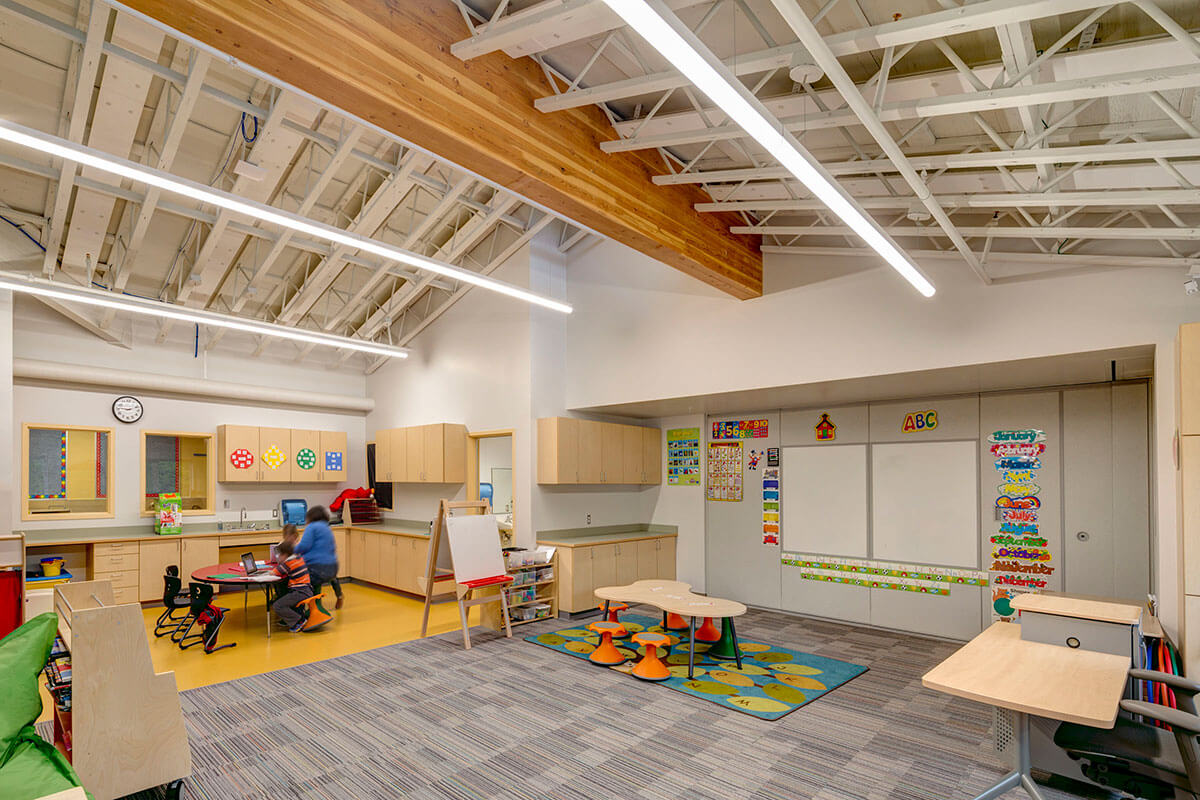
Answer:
[10,298,368,530]
[563,238,1200,639]
[0,290,12,534]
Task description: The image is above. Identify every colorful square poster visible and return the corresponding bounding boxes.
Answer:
[707,441,743,501]
[666,428,701,486]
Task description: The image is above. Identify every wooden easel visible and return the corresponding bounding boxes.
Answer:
[419,499,514,649]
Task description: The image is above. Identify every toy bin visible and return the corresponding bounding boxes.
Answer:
[39,557,64,577]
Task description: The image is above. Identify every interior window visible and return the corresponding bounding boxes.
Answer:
[142,432,214,514]
[24,425,114,519]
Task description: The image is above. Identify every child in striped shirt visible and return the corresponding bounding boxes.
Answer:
[272,537,314,633]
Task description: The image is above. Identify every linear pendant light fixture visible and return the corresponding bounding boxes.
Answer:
[600,0,936,298]
[0,271,411,359]
[0,119,574,314]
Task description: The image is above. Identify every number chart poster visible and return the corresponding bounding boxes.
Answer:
[707,441,743,501]
[666,428,701,486]
[712,418,769,440]
[988,429,1053,621]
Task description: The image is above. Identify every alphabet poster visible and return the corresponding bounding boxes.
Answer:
[707,441,743,501]
[667,428,701,486]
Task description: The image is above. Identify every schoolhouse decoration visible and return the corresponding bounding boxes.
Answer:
[262,445,287,470]
[814,413,836,441]
[295,448,317,470]
[901,409,938,433]
[230,448,254,470]
[325,451,344,472]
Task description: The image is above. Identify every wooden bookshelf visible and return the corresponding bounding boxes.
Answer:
[52,580,190,800]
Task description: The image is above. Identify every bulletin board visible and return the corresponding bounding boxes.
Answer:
[871,440,979,568]
[781,445,868,557]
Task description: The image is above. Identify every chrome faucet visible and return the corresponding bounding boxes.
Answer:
[240,506,248,529]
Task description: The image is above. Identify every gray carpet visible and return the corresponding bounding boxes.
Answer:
[105,606,1104,799]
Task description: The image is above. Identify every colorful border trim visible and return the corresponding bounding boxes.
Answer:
[797,571,951,596]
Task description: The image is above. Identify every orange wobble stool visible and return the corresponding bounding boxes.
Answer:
[694,617,721,642]
[587,621,628,666]
[631,632,672,681]
[664,612,688,631]
[598,601,631,638]
[297,594,333,632]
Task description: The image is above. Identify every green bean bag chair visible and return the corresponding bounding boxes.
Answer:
[0,613,90,800]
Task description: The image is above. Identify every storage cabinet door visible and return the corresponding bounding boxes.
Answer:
[349,531,367,581]
[180,537,220,582]
[423,424,444,482]
[389,428,407,482]
[406,427,424,483]
[569,548,594,612]
[657,538,676,580]
[591,544,617,593]
[374,431,392,482]
[636,539,657,580]
[600,424,622,484]
[578,421,602,484]
[557,418,579,484]
[289,429,320,483]
[258,427,292,483]
[442,424,467,483]
[219,425,260,483]
[621,426,643,484]
[333,528,349,577]
[642,428,661,484]
[138,539,181,601]
[364,533,383,585]
[614,542,637,585]
[379,536,400,589]
[320,430,348,482]
[410,538,429,594]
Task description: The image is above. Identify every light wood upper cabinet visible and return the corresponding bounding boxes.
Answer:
[578,421,603,483]
[217,425,260,483]
[537,418,661,485]
[622,426,643,484]
[1182,323,1200,435]
[642,427,661,484]
[538,417,579,484]
[320,430,348,482]
[219,425,349,484]
[373,423,467,484]
[290,429,320,483]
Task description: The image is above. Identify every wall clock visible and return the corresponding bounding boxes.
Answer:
[112,395,143,423]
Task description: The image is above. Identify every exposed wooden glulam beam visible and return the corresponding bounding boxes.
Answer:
[120,0,763,299]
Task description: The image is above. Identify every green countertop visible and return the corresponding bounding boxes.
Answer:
[20,518,430,547]
[536,523,677,548]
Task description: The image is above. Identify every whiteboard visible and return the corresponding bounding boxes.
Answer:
[445,514,506,583]
[871,441,978,568]
[781,445,868,557]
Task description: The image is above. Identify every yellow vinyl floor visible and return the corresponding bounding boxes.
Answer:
[39,581,480,722]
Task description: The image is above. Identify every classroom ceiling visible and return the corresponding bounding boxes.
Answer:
[0,0,592,372]
[452,0,1200,282]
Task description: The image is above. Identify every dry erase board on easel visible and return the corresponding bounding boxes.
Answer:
[871,440,979,568]
[444,514,506,583]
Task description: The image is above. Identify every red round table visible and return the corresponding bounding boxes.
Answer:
[191,562,280,637]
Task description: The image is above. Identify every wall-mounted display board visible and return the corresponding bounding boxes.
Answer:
[871,440,979,568]
[780,445,868,558]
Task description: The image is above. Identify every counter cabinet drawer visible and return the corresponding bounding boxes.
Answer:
[93,552,139,573]
[93,541,138,557]
[93,569,139,590]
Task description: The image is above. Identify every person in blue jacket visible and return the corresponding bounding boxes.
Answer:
[294,505,344,609]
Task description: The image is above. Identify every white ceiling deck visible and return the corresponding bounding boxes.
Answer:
[452,0,1200,284]
[0,0,591,371]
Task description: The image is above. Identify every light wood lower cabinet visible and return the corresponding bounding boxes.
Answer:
[555,535,678,614]
[138,539,178,602]
[346,530,434,595]
[180,537,219,583]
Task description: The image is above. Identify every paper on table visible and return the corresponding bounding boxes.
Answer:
[247,574,278,582]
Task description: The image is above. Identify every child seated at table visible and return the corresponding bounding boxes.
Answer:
[272,538,313,633]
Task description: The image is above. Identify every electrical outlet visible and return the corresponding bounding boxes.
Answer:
[586,514,591,525]
[223,498,230,510]
[272,508,278,517]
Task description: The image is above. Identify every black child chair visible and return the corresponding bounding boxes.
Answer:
[154,566,192,638]
[176,583,235,653]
